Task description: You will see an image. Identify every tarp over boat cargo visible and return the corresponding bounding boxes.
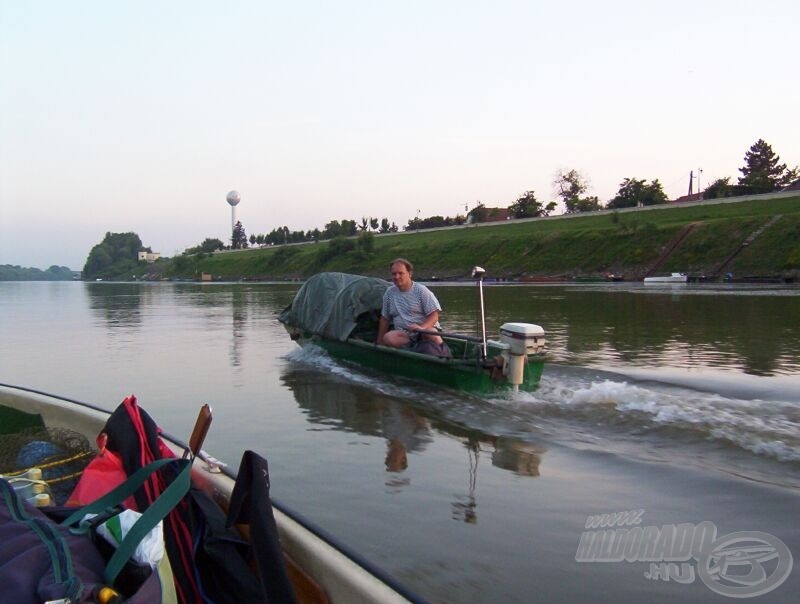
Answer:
[278,272,390,341]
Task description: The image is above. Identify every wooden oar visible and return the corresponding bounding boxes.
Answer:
[185,403,212,459]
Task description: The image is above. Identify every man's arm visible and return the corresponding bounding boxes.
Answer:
[376,316,390,345]
[409,310,439,332]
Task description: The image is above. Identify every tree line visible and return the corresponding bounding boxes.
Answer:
[0,264,75,281]
[81,138,796,277]
[216,138,797,250]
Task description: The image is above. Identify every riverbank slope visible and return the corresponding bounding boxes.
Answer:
[154,194,800,282]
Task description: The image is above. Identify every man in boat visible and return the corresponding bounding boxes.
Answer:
[377,258,445,349]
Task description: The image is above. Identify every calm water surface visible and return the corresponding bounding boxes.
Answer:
[1,281,798,603]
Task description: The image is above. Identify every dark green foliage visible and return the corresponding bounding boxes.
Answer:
[703,177,733,199]
[738,139,797,193]
[323,220,357,239]
[405,214,465,230]
[607,178,668,208]
[356,231,375,256]
[184,238,224,255]
[315,236,355,265]
[467,203,489,223]
[0,265,75,281]
[231,221,248,249]
[508,191,556,218]
[82,232,145,279]
[170,255,197,274]
[379,218,394,233]
[567,196,601,213]
[554,169,600,214]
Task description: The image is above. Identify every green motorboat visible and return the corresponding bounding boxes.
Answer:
[278,271,547,394]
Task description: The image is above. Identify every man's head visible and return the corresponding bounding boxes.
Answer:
[390,258,413,291]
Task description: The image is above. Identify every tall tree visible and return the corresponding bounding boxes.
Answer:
[553,169,601,214]
[738,139,797,193]
[231,221,248,249]
[607,178,668,209]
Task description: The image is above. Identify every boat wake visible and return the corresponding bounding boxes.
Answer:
[506,368,800,465]
[284,347,800,472]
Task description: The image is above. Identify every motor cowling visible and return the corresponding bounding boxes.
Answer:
[499,322,546,355]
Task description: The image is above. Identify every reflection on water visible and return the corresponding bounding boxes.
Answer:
[229,288,247,367]
[452,439,479,524]
[281,366,433,453]
[282,364,547,522]
[85,282,144,327]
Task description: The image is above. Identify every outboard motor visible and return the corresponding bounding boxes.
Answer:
[499,322,546,391]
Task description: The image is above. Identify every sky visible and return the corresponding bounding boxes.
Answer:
[1,1,799,270]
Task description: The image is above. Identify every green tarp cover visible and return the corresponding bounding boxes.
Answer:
[278,272,390,341]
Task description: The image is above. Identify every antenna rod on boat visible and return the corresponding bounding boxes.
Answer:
[472,266,487,360]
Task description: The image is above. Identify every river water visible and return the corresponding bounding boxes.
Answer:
[1,281,798,602]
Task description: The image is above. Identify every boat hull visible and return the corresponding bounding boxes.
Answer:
[300,336,545,393]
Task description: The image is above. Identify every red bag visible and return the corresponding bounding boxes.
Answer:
[66,433,134,508]
[67,396,175,509]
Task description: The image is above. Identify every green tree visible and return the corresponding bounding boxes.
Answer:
[704,177,733,199]
[738,139,798,193]
[202,238,224,253]
[607,178,668,209]
[569,196,601,213]
[554,169,600,213]
[468,203,489,223]
[82,232,145,279]
[183,238,224,255]
[231,221,248,249]
[508,191,556,218]
[323,219,357,239]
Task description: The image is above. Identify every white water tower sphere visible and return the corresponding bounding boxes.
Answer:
[227,190,241,207]
[226,190,241,234]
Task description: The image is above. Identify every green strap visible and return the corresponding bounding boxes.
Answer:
[61,457,183,527]
[60,457,192,585]
[104,459,191,584]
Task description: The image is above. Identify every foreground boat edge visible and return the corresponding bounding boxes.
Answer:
[0,383,424,604]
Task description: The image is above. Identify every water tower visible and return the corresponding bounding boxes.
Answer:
[226,190,241,234]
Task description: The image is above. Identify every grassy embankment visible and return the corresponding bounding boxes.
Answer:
[161,195,800,281]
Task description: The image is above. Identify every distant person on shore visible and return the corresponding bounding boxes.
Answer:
[377,258,446,352]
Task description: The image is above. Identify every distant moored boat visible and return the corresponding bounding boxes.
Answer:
[643,272,688,283]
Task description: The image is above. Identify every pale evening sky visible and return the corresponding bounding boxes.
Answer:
[1,1,798,270]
